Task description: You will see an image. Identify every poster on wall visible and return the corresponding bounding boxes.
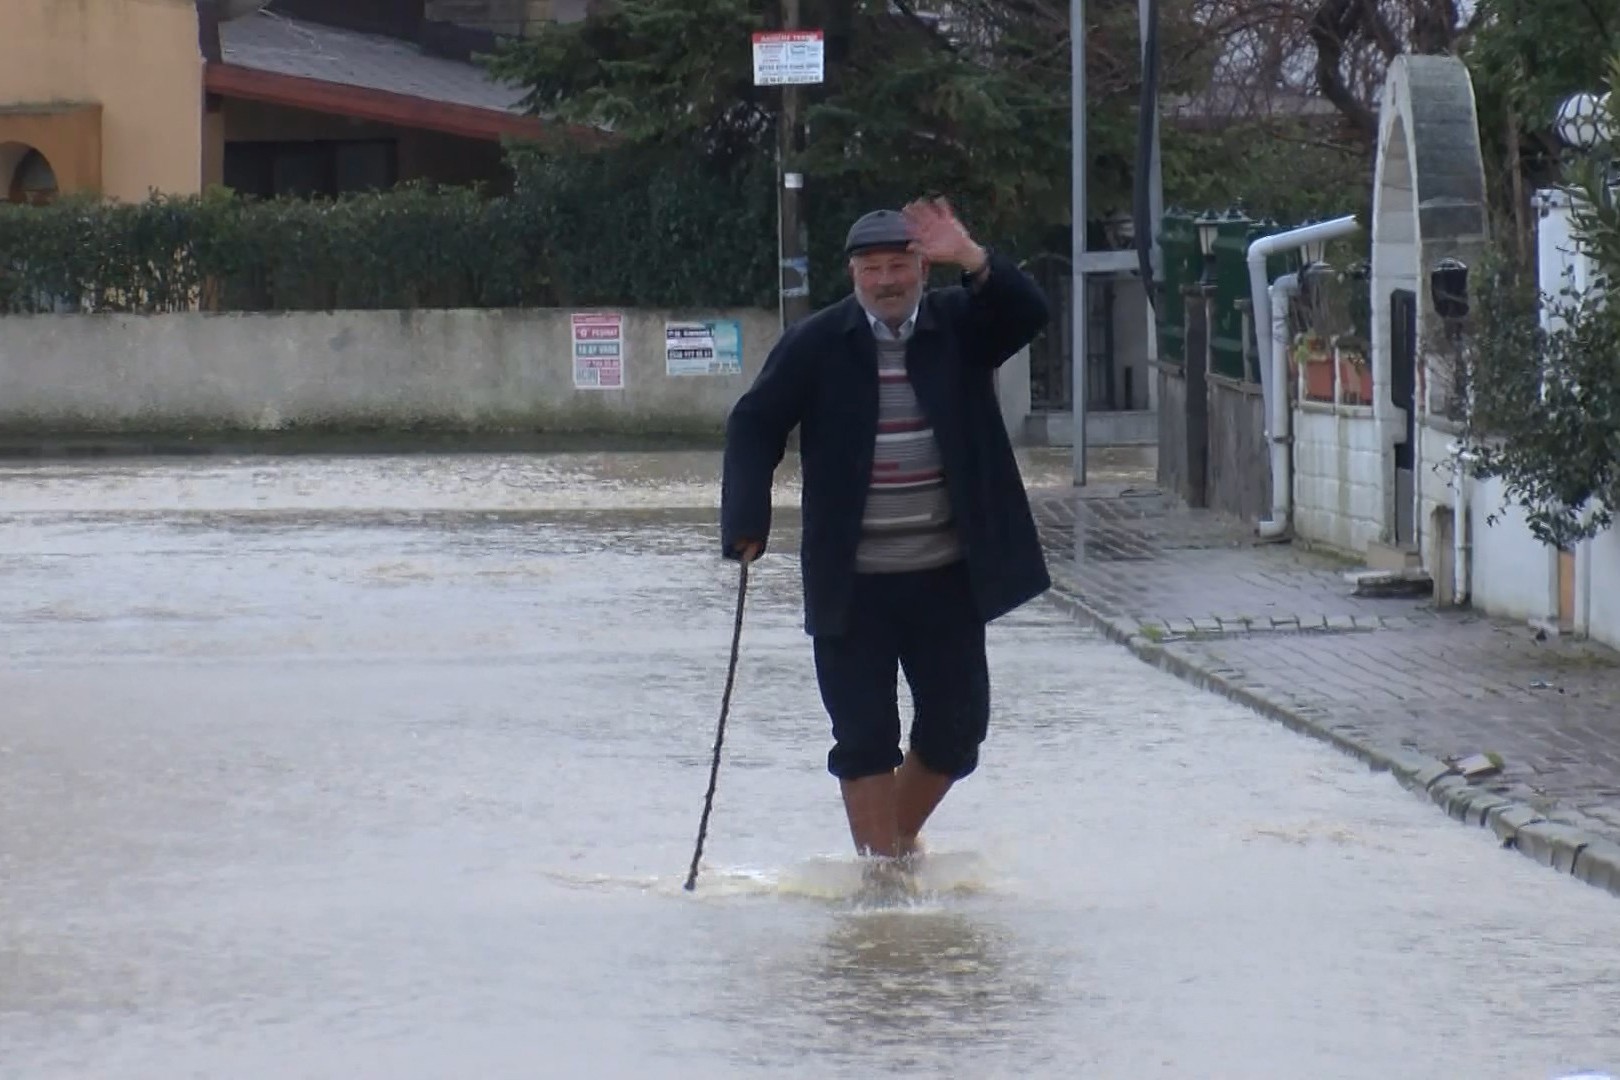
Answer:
[664,319,743,377]
[571,312,625,390]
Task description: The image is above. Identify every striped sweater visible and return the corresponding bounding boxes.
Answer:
[854,324,964,573]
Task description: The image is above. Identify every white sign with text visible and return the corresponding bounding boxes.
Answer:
[751,30,825,86]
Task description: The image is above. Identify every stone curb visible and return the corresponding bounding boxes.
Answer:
[1042,581,1620,900]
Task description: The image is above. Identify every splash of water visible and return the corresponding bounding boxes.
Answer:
[543,848,1006,909]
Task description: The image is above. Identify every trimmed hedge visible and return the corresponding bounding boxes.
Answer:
[0,145,1051,316]
[507,145,779,310]
[0,184,549,314]
[0,156,774,314]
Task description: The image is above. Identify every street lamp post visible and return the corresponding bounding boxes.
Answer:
[1070,0,1087,487]
[1555,89,1618,204]
[1071,0,1163,487]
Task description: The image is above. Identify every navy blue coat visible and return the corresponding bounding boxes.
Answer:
[720,251,1053,637]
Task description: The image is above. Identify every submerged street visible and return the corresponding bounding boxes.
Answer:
[2,449,1618,1079]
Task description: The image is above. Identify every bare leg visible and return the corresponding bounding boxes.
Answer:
[840,772,900,857]
[895,750,953,857]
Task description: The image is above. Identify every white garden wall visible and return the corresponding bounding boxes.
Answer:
[1292,405,1382,554]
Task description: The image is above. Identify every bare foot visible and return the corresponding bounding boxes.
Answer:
[860,856,920,903]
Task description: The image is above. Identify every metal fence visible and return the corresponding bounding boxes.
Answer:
[1023,210,1364,412]
[1025,257,1136,414]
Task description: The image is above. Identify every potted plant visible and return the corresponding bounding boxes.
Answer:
[1293,333,1335,402]
[1338,344,1373,404]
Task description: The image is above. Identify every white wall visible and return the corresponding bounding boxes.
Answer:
[1466,474,1556,623]
[1292,405,1383,554]
[995,347,1032,445]
[0,307,1037,444]
[0,307,780,435]
[1416,423,1457,563]
[1459,188,1613,637]
[1581,525,1620,650]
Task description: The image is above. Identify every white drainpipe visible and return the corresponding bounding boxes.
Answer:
[1259,273,1299,540]
[1447,440,1475,605]
[1248,215,1362,539]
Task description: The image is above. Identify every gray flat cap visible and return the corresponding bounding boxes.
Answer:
[844,209,913,256]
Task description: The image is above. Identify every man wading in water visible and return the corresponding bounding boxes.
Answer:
[721,198,1052,871]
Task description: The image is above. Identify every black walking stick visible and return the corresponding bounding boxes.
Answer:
[684,557,751,891]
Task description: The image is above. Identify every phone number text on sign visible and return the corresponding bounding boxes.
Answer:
[665,319,742,377]
[751,30,825,86]
[571,312,624,390]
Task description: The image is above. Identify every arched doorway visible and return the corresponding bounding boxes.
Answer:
[1368,55,1489,558]
[7,147,59,206]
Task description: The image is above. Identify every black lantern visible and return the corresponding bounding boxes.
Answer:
[1195,211,1220,286]
[1430,258,1470,320]
[1195,212,1220,258]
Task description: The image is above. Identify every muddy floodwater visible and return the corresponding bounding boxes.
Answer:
[2,449,1618,1079]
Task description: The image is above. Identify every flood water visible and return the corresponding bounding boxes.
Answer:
[2,449,1618,1079]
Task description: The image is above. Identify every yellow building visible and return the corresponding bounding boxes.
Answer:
[0,0,569,206]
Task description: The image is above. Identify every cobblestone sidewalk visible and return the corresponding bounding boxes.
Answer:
[1031,479,1620,896]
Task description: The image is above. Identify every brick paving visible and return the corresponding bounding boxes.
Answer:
[1030,481,1620,849]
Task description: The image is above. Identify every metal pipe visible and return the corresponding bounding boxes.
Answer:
[1070,0,1087,486]
[1447,440,1477,606]
[776,0,809,329]
[1247,215,1360,536]
[1137,0,1163,285]
[1258,272,1299,539]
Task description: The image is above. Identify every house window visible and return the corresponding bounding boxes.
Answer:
[223,140,398,199]
[7,148,59,206]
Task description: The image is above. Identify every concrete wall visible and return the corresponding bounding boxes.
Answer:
[1458,189,1620,643]
[1207,376,1270,524]
[995,345,1032,446]
[1466,474,1556,624]
[1156,364,1188,498]
[0,307,783,435]
[1582,527,1620,650]
[1110,276,1154,411]
[1461,471,1620,647]
[1415,421,1459,570]
[1463,472,1620,649]
[0,307,1039,442]
[0,0,204,201]
[1023,408,1158,448]
[1293,405,1381,554]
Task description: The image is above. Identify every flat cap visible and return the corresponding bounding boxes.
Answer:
[844,209,913,256]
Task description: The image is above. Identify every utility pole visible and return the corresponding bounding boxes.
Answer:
[1138,0,1164,292]
[1071,0,1088,486]
[1072,0,1163,488]
[777,0,811,329]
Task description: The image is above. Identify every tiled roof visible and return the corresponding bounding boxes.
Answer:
[219,11,528,115]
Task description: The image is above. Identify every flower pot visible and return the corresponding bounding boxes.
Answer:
[1337,358,1373,404]
[1304,357,1336,402]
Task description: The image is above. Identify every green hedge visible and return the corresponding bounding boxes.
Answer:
[507,145,779,310]
[0,184,551,314]
[0,151,779,315]
[0,145,1054,316]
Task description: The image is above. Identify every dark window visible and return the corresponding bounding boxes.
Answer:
[224,140,398,199]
